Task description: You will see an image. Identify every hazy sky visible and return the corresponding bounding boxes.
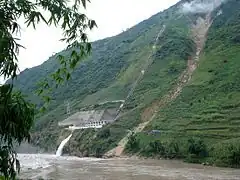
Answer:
[16,0,180,71]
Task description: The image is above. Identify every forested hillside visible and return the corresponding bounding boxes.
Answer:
[11,0,240,167]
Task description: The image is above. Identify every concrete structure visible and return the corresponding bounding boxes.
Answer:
[58,108,118,129]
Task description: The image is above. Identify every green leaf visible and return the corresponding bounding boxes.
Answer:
[88,20,97,29]
[12,22,19,34]
[38,12,48,25]
[40,106,47,113]
[35,89,43,96]
[16,159,20,174]
[66,72,71,80]
[86,43,91,54]
[43,96,51,103]
[81,0,87,8]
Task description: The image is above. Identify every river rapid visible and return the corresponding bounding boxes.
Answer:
[18,154,240,180]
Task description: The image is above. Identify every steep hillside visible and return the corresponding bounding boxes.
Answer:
[11,0,240,167]
[106,9,213,157]
[124,0,240,167]
[13,0,192,151]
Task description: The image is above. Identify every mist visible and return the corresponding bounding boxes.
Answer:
[180,0,227,14]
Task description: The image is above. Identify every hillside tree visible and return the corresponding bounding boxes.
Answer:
[0,0,96,179]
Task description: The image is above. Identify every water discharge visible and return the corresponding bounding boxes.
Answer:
[56,133,72,156]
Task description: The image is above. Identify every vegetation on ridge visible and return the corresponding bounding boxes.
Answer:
[125,0,240,168]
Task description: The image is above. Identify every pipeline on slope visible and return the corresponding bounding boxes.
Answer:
[105,11,214,157]
[114,25,166,120]
[104,25,167,157]
[55,26,165,157]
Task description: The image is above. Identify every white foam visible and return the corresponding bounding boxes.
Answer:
[18,154,52,170]
[56,133,72,156]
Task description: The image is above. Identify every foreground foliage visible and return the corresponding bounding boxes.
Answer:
[0,0,95,178]
[0,84,34,178]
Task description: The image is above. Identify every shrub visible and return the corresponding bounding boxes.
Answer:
[187,137,208,158]
[168,60,184,74]
[149,140,166,155]
[213,140,240,168]
[165,141,181,159]
[125,133,140,153]
[97,128,110,138]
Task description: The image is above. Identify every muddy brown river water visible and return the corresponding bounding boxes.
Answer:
[18,154,240,180]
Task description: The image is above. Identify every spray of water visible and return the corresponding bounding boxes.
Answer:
[56,133,72,156]
[180,0,228,14]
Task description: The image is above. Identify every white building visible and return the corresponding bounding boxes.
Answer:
[58,108,118,129]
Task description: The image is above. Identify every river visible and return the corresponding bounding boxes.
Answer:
[18,154,240,180]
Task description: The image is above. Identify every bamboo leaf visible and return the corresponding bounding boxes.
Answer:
[81,0,86,8]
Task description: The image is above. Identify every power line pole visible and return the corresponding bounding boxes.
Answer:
[64,100,71,116]
[64,82,71,116]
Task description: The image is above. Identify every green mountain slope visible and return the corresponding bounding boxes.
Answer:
[13,1,190,151]
[11,0,240,167]
[125,0,240,167]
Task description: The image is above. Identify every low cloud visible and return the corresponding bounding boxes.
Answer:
[180,0,227,14]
